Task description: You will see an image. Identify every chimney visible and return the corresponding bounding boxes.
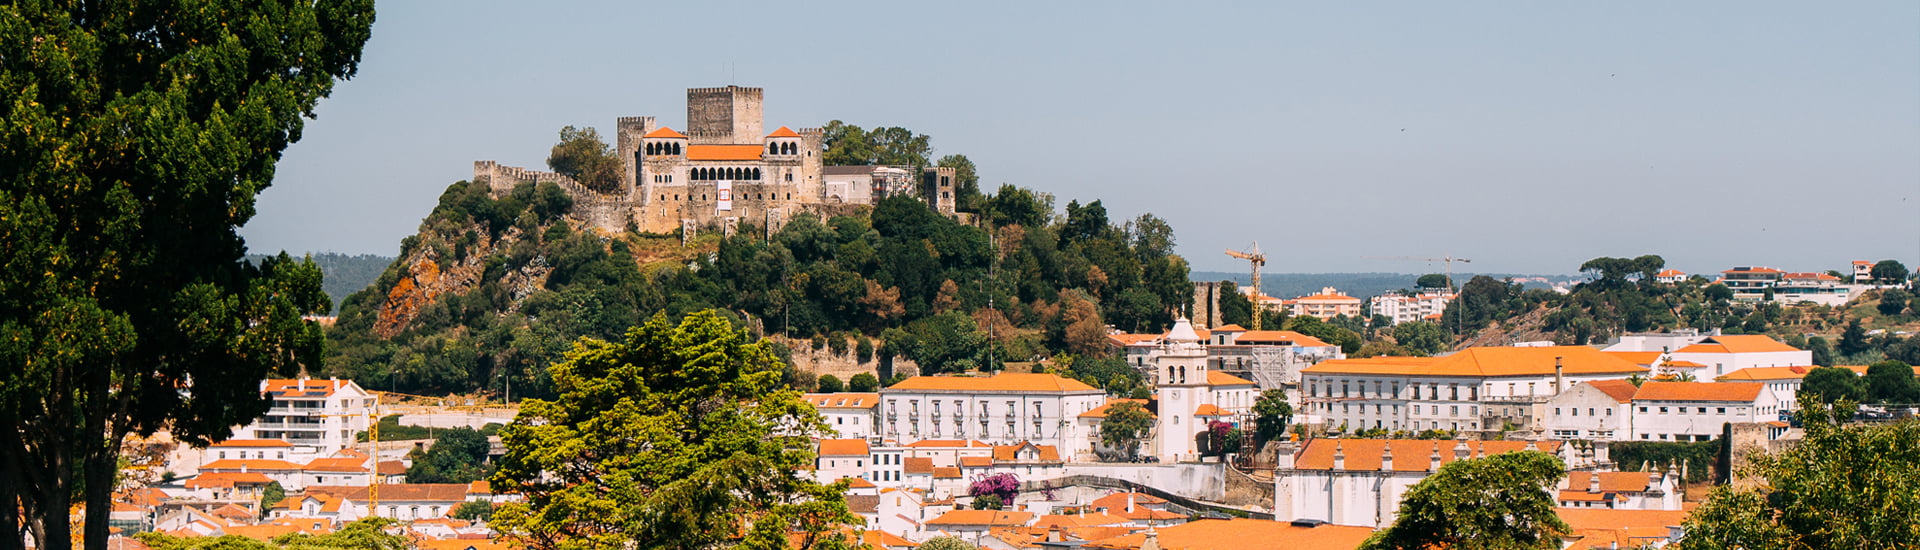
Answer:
[1141,530,1161,550]
[1453,438,1471,461]
[1047,526,1062,543]
[1554,357,1565,394]
[1379,444,1393,472]
[1332,441,1345,471]
[1428,442,1442,472]
[1127,492,1135,514]
[1589,471,1601,493]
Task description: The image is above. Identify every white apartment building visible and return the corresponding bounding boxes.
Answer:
[878,373,1105,460]
[1299,346,1649,434]
[1272,438,1575,528]
[1285,287,1363,320]
[1629,382,1781,442]
[803,392,880,439]
[232,378,375,454]
[1715,365,1868,411]
[1150,318,1258,462]
[1667,335,1813,378]
[816,438,871,483]
[1368,291,1454,326]
[1543,380,1639,441]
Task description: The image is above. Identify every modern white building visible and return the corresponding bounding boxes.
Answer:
[803,392,880,439]
[878,373,1106,459]
[1773,272,1853,306]
[1299,346,1649,434]
[1271,438,1578,528]
[232,378,375,454]
[1628,382,1781,442]
[1543,380,1639,441]
[1368,290,1454,326]
[1666,335,1813,378]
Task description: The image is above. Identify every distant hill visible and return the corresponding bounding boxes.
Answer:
[1190,271,1580,300]
[245,252,394,313]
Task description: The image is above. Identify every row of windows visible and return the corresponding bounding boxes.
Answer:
[1637,406,1747,415]
[643,142,683,155]
[1307,379,1483,401]
[1555,407,1617,417]
[692,167,761,181]
[1318,402,1481,418]
[655,192,796,201]
[1642,433,1715,441]
[768,142,799,155]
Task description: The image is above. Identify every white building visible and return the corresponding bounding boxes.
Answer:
[1113,322,1343,395]
[1299,346,1649,434]
[803,392,880,439]
[1603,330,1710,354]
[1556,471,1682,511]
[816,438,872,483]
[1654,269,1687,284]
[1667,335,1813,378]
[1715,365,1869,411]
[196,458,306,490]
[1149,319,1258,462]
[1272,438,1576,528]
[232,378,375,454]
[1628,382,1781,442]
[1543,380,1639,441]
[1774,272,1853,306]
[879,373,1106,459]
[1368,291,1454,326]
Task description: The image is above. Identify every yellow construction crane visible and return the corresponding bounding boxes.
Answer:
[1225,243,1267,330]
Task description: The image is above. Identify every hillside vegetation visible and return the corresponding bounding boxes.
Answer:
[322,130,1191,399]
[246,252,394,313]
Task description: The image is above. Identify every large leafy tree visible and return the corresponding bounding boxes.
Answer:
[1678,397,1920,549]
[1098,401,1153,459]
[546,126,622,193]
[0,3,372,549]
[1800,366,1864,404]
[1360,451,1570,550]
[1251,389,1293,444]
[1864,360,1919,404]
[489,311,857,550]
[1872,259,1909,285]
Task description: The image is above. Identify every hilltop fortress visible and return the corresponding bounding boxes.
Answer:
[475,86,958,234]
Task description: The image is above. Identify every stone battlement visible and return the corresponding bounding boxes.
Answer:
[687,86,762,94]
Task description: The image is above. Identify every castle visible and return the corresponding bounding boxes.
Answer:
[475,86,957,235]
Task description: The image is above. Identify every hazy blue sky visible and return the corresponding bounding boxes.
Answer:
[243,1,1920,276]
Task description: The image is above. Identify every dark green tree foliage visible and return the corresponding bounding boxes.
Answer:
[1839,319,1871,357]
[1864,360,1920,404]
[1391,322,1449,356]
[450,500,494,521]
[1801,367,1865,404]
[546,126,622,193]
[1442,275,1525,334]
[1360,451,1570,550]
[816,374,845,394]
[1252,389,1293,445]
[259,482,285,519]
[1873,259,1909,285]
[406,427,491,484]
[1879,289,1910,317]
[1609,441,1717,483]
[1218,282,1254,328]
[1678,398,1920,549]
[490,311,857,550]
[847,373,879,393]
[0,3,373,549]
[1284,316,1363,354]
[821,121,930,167]
[1415,274,1452,290]
[137,518,407,550]
[1099,401,1153,459]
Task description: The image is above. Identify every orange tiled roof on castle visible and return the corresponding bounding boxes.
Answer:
[1716,365,1868,381]
[1302,346,1645,377]
[1083,518,1375,550]
[1293,439,1563,472]
[818,438,870,456]
[766,126,802,138]
[1632,381,1764,402]
[888,372,1099,393]
[642,126,687,139]
[1677,335,1801,354]
[686,144,765,161]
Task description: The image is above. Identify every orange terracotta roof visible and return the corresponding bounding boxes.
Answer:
[1716,365,1867,381]
[685,144,765,161]
[1674,343,1728,354]
[926,509,1034,527]
[200,459,304,471]
[1083,518,1375,550]
[888,373,1099,393]
[1205,371,1255,386]
[1303,346,1646,378]
[1231,330,1332,348]
[1663,360,1706,368]
[1108,333,1163,347]
[819,438,871,456]
[1555,508,1690,550]
[307,484,468,503]
[185,472,273,489]
[1631,382,1765,403]
[262,379,351,398]
[1855,260,1873,265]
[1722,267,1784,274]
[1783,272,1840,281]
[803,392,881,409]
[903,457,935,475]
[1694,335,1802,354]
[376,460,406,475]
[1586,380,1641,403]
[642,126,687,139]
[842,477,877,489]
[1603,351,1663,367]
[1566,471,1653,493]
[210,503,255,520]
[209,439,295,448]
[123,488,170,507]
[467,480,491,495]
[1088,491,1166,510]
[1193,404,1227,417]
[1213,324,1247,332]
[992,442,1061,462]
[302,457,369,473]
[1556,491,1621,503]
[903,439,993,449]
[766,126,802,138]
[1079,399,1153,419]
[1294,439,1563,472]
[1655,269,1685,277]
[933,467,963,479]
[959,456,994,467]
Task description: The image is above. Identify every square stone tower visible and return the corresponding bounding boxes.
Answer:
[686,86,763,144]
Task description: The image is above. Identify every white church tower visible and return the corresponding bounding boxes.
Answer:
[1154,318,1212,462]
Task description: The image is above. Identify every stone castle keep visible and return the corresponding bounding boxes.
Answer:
[476,86,957,234]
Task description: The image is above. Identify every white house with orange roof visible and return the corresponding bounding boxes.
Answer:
[803,392,881,439]
[1543,379,1640,441]
[815,438,872,483]
[1628,381,1782,442]
[1555,470,1682,511]
[1150,318,1259,463]
[1716,365,1869,411]
[231,378,375,454]
[924,510,1037,545]
[1719,266,1785,301]
[879,373,1106,459]
[1299,346,1648,434]
[1775,271,1853,305]
[1853,260,1875,283]
[1654,269,1687,284]
[1272,438,1576,528]
[1282,287,1362,320]
[1666,335,1812,378]
[196,458,307,490]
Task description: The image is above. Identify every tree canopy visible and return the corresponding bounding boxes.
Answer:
[489,310,857,550]
[1098,401,1153,459]
[1872,259,1909,285]
[1252,389,1293,444]
[546,126,622,193]
[1360,451,1569,550]
[1800,366,1865,404]
[0,3,373,548]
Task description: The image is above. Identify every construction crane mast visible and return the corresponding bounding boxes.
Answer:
[1225,243,1268,330]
